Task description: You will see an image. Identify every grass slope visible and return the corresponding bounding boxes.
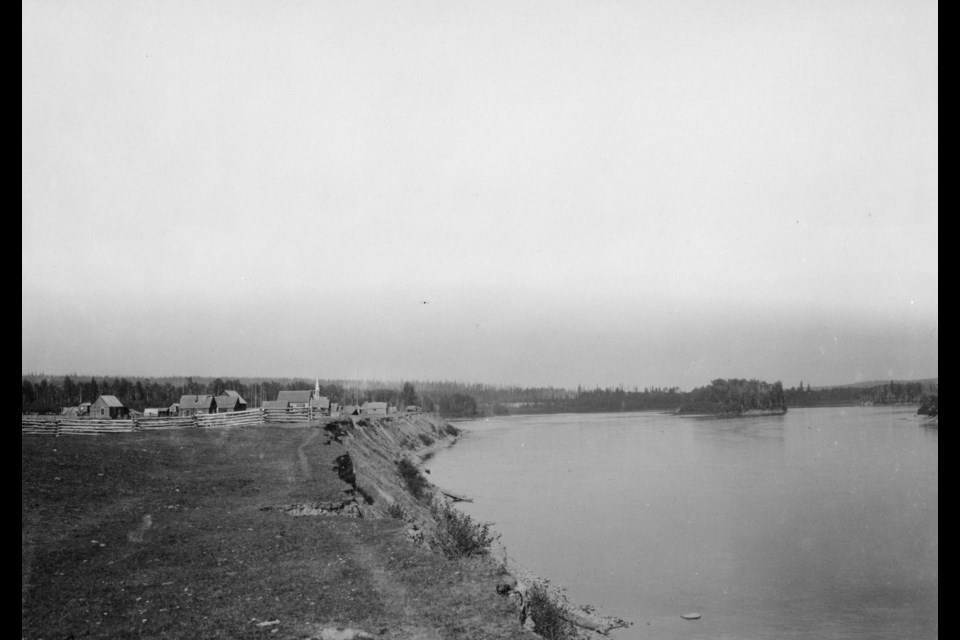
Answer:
[22,426,531,640]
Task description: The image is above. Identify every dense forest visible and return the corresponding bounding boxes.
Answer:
[677,379,786,415]
[21,374,937,418]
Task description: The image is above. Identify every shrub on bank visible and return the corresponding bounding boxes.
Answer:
[443,424,461,437]
[526,582,576,640]
[428,498,499,559]
[918,394,938,416]
[396,458,430,500]
[384,502,407,520]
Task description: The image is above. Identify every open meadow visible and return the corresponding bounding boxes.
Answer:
[22,425,530,640]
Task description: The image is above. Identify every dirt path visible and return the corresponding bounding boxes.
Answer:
[297,428,322,481]
[349,539,443,640]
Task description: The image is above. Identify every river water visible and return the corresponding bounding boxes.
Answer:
[426,407,938,639]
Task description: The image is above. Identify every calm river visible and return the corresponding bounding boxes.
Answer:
[427,407,938,639]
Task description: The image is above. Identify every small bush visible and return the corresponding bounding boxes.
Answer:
[384,503,407,520]
[333,453,356,486]
[443,424,461,437]
[323,421,349,443]
[396,458,430,500]
[428,499,499,559]
[918,394,938,417]
[418,433,435,446]
[526,582,576,640]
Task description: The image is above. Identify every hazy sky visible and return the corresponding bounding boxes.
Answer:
[22,0,937,389]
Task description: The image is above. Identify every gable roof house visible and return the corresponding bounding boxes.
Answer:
[362,401,388,415]
[90,395,129,419]
[178,394,217,416]
[215,390,248,413]
[276,390,313,408]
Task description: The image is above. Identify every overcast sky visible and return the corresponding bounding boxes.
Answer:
[22,0,937,389]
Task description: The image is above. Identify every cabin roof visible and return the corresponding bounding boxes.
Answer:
[277,390,312,404]
[215,395,241,410]
[178,394,215,410]
[97,395,125,407]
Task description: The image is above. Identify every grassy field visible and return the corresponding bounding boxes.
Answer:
[22,425,533,639]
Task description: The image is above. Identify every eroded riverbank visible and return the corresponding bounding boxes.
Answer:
[341,413,631,637]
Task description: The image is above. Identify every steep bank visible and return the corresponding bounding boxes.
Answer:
[338,413,460,525]
[340,414,631,637]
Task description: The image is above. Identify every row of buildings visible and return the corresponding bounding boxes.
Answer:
[61,381,421,419]
[62,391,251,419]
[162,389,248,416]
[260,384,417,416]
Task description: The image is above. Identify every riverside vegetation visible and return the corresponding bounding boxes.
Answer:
[395,460,499,559]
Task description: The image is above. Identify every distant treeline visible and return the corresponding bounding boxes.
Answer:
[783,380,936,408]
[22,374,937,417]
[489,386,684,415]
[478,379,936,415]
[521,380,935,415]
[21,376,323,414]
[19,374,575,418]
[20,375,480,419]
[20,376,416,415]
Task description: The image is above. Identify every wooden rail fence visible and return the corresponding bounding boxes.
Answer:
[22,407,333,436]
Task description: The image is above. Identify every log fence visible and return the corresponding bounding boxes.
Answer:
[22,407,333,436]
[23,407,418,436]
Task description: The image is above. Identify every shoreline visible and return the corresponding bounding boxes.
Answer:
[344,414,631,637]
[676,407,788,418]
[408,418,631,636]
